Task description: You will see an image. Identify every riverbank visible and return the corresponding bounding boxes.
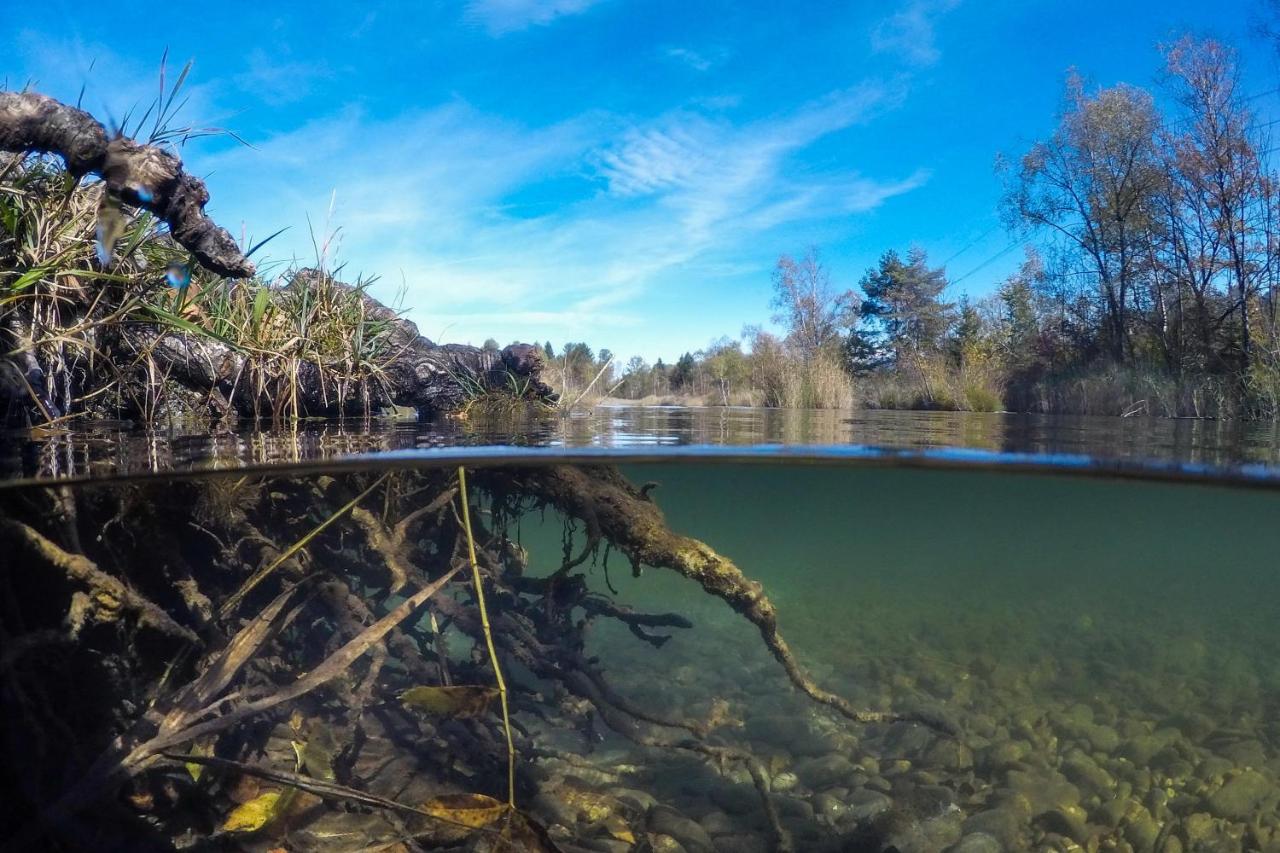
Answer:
[0,93,555,427]
[595,361,1252,420]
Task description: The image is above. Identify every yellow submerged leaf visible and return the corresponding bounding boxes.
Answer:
[603,814,635,844]
[186,739,215,782]
[560,786,615,823]
[419,797,561,852]
[400,685,499,719]
[221,790,283,833]
[421,792,508,828]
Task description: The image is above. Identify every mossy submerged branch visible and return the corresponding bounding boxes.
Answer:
[481,464,958,734]
[0,516,197,642]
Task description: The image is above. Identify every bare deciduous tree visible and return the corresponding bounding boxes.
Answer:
[770,247,857,364]
[1002,73,1165,362]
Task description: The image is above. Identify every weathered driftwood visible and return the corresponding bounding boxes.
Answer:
[3,274,553,423]
[0,93,555,423]
[0,91,253,278]
[293,269,557,415]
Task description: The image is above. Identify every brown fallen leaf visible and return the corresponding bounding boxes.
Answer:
[228,774,262,804]
[400,685,499,719]
[421,792,507,828]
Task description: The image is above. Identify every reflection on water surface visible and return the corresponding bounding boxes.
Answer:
[4,406,1280,485]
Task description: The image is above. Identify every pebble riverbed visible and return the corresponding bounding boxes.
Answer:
[515,586,1280,853]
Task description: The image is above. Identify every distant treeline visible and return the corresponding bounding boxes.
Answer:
[520,35,1280,418]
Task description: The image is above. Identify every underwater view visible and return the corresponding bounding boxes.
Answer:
[2,433,1278,853]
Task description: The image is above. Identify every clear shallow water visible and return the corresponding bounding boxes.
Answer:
[577,464,1280,849]
[1,449,1277,852]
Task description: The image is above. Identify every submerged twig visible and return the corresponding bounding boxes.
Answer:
[160,752,505,836]
[0,517,197,642]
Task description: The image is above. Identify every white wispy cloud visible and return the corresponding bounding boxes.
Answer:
[592,82,911,237]
[594,118,715,196]
[464,0,605,35]
[871,0,961,67]
[234,49,332,106]
[662,46,729,72]
[198,79,927,350]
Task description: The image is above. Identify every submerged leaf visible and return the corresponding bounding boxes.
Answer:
[400,685,499,718]
[421,793,508,829]
[221,790,283,832]
[185,739,215,782]
[290,721,338,781]
[603,816,635,845]
[418,795,563,852]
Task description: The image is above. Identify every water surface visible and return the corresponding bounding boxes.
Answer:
[5,406,1280,486]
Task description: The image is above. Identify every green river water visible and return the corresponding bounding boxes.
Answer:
[1,410,1278,852]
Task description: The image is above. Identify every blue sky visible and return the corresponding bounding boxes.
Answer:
[4,0,1278,362]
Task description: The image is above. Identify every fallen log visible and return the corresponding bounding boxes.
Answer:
[0,93,556,423]
[0,91,252,278]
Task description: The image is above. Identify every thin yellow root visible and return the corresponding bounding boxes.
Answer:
[457,466,518,809]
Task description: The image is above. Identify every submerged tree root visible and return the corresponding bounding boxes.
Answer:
[481,464,957,734]
[0,517,197,642]
[0,463,959,852]
[432,567,796,850]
